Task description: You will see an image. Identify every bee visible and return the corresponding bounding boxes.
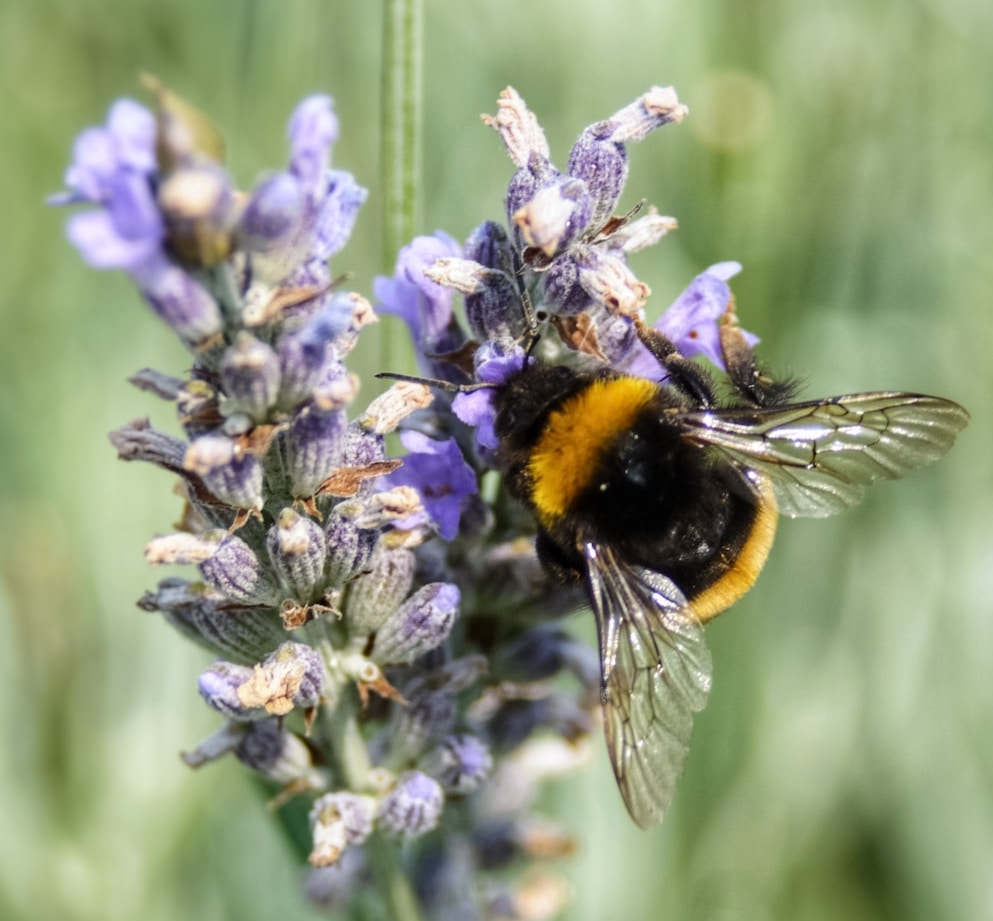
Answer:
[382,311,968,829]
[487,315,968,828]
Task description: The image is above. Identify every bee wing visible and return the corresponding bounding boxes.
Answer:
[582,540,712,829]
[680,393,969,518]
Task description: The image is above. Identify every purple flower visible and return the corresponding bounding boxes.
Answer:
[52,99,164,274]
[241,96,366,287]
[288,95,340,193]
[383,431,478,540]
[620,262,757,377]
[423,734,493,794]
[377,771,445,840]
[374,232,467,369]
[312,169,367,262]
[452,344,526,450]
[53,99,157,205]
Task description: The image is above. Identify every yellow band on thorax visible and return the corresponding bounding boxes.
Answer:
[528,376,658,526]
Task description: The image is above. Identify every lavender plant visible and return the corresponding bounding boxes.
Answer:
[53,79,743,919]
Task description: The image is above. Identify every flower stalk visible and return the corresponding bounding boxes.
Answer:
[382,0,424,267]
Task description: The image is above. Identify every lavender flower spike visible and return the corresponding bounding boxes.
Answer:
[65,82,770,921]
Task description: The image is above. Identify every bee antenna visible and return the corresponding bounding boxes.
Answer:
[519,287,542,363]
[374,372,496,394]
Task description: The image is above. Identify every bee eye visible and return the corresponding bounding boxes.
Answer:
[496,407,518,432]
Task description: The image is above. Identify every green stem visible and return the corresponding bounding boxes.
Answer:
[364,832,423,921]
[325,686,423,921]
[380,0,424,370]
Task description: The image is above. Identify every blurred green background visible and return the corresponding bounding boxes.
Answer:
[2,0,991,918]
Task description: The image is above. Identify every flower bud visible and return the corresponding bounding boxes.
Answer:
[512,177,591,259]
[539,255,591,316]
[273,641,325,708]
[143,74,226,172]
[358,382,433,436]
[421,734,493,794]
[144,531,217,566]
[464,219,515,275]
[277,295,356,408]
[336,487,423,532]
[608,210,678,254]
[344,545,415,637]
[390,690,457,764]
[132,254,223,348]
[180,722,246,769]
[566,130,628,233]
[238,171,305,253]
[237,641,326,715]
[128,367,184,401]
[305,848,367,911]
[337,421,385,468]
[284,402,348,498]
[235,719,321,786]
[183,434,263,510]
[370,582,460,666]
[199,533,282,605]
[488,692,593,754]
[483,86,550,168]
[198,661,266,721]
[308,792,376,867]
[459,265,525,342]
[139,577,286,663]
[313,172,368,264]
[573,244,649,317]
[492,627,600,690]
[157,164,236,267]
[176,379,222,438]
[377,771,444,840]
[266,508,327,600]
[324,508,378,586]
[219,332,281,421]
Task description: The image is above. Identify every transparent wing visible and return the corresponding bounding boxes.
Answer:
[680,393,969,518]
[582,540,712,829]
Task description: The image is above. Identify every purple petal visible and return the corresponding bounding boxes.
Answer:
[66,210,160,270]
[313,170,367,260]
[105,99,158,173]
[375,232,463,355]
[289,95,339,191]
[386,432,478,540]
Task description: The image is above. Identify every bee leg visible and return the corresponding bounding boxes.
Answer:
[719,298,798,407]
[535,530,584,585]
[633,319,718,408]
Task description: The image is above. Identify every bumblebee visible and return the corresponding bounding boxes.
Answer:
[490,317,968,828]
